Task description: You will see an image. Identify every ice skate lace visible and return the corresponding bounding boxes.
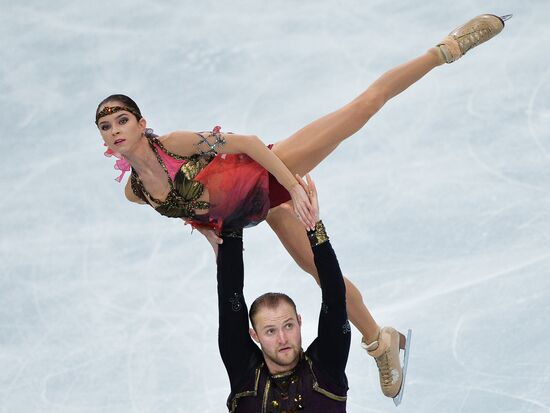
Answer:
[375,351,394,387]
[456,26,493,53]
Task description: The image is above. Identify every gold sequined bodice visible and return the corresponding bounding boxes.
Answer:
[131,138,215,220]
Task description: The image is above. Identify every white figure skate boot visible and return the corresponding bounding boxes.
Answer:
[437,14,512,63]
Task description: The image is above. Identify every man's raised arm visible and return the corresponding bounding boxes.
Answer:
[217,230,261,392]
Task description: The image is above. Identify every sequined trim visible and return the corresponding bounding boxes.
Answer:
[221,228,243,239]
[95,105,141,124]
[342,320,351,335]
[229,355,346,412]
[195,129,226,155]
[307,220,329,247]
[229,293,242,312]
[271,369,296,379]
[262,378,271,413]
[155,137,203,161]
[230,365,262,413]
[130,138,210,219]
[306,356,348,402]
[130,172,149,204]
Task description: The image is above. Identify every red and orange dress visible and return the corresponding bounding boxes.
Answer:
[130,135,290,232]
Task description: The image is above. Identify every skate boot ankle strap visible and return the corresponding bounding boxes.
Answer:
[436,37,462,64]
[362,339,379,352]
[360,328,381,352]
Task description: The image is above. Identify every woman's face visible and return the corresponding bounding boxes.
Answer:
[96,101,146,154]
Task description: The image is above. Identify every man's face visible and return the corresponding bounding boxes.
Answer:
[250,302,302,375]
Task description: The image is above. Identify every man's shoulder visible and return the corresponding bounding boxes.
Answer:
[305,345,349,392]
[232,349,264,390]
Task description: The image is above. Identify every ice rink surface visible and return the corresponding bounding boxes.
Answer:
[1,1,549,412]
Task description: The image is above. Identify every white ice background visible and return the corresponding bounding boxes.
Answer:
[1,1,549,412]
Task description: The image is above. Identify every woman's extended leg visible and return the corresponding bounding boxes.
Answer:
[267,15,509,402]
[271,48,443,176]
[266,203,380,343]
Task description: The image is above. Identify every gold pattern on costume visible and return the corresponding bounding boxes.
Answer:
[307,220,329,247]
[221,229,243,239]
[95,106,141,124]
[306,356,347,402]
[130,138,212,219]
[180,157,209,180]
[230,366,262,412]
[195,130,227,155]
[228,354,346,411]
[173,160,206,202]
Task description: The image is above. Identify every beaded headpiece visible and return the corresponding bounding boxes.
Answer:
[95,105,142,125]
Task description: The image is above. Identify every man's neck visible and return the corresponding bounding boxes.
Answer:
[264,351,303,376]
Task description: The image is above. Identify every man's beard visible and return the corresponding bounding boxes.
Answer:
[264,345,301,369]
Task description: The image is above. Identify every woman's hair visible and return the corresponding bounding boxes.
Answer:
[249,292,298,330]
[95,94,142,122]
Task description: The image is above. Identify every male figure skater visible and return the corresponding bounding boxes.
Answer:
[216,176,351,412]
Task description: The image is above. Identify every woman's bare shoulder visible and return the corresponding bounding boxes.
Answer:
[158,131,199,157]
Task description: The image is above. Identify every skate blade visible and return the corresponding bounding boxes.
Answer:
[393,329,412,407]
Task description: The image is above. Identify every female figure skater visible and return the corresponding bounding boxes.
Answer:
[96,14,510,402]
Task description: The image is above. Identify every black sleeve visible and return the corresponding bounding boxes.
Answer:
[307,224,351,386]
[217,234,261,392]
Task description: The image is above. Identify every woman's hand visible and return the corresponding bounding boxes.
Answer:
[182,220,222,257]
[196,226,223,257]
[289,174,318,230]
[303,174,319,223]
